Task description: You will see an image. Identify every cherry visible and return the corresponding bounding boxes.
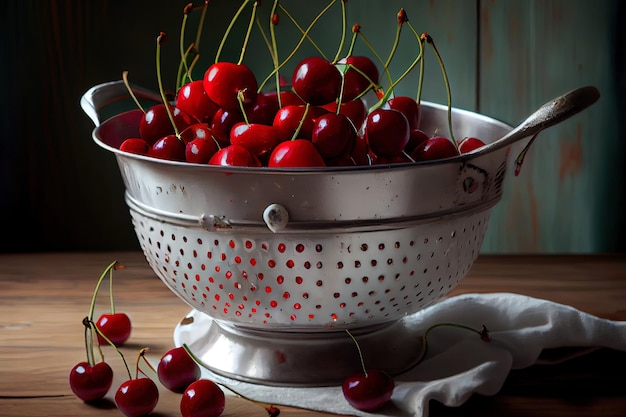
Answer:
[157,346,201,393]
[320,99,368,131]
[364,108,410,157]
[203,62,258,111]
[119,138,149,156]
[115,378,159,417]
[186,138,218,164]
[342,369,394,412]
[384,96,420,129]
[268,139,326,168]
[139,104,194,145]
[247,91,281,126]
[180,379,226,417]
[341,330,394,412]
[69,361,114,402]
[338,55,380,102]
[411,135,460,162]
[292,56,342,105]
[311,113,356,159]
[96,313,132,346]
[458,136,486,154]
[279,90,306,107]
[148,134,186,161]
[406,129,430,153]
[272,104,328,141]
[208,144,262,167]
[230,122,282,161]
[177,80,220,124]
[180,123,215,144]
[210,108,244,147]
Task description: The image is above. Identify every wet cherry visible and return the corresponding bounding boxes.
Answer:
[115,378,159,417]
[96,313,132,346]
[69,361,114,402]
[180,379,226,417]
[157,346,201,393]
[292,56,342,105]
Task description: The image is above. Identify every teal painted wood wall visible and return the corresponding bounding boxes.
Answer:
[1,1,624,253]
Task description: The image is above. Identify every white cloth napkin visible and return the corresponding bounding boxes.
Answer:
[192,293,626,416]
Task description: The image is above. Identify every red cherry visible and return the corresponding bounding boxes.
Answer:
[405,129,430,153]
[279,90,305,107]
[342,370,394,412]
[339,55,379,102]
[203,62,258,111]
[186,137,218,164]
[321,99,368,131]
[292,56,342,105]
[364,109,410,157]
[384,96,420,129]
[148,134,186,161]
[268,139,326,168]
[210,108,244,147]
[157,346,201,393]
[180,123,214,144]
[115,378,159,417]
[230,122,282,161]
[95,313,131,346]
[119,138,149,156]
[272,105,328,141]
[139,104,194,146]
[180,379,225,417]
[311,113,356,159]
[177,80,220,124]
[208,144,262,167]
[69,361,113,402]
[411,136,460,162]
[458,136,486,153]
[247,91,281,125]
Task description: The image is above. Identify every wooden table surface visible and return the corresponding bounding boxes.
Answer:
[1,252,625,417]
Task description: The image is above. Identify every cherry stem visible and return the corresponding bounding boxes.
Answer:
[136,348,157,379]
[178,3,194,87]
[215,0,251,64]
[90,318,132,379]
[177,43,197,90]
[258,0,335,92]
[278,4,327,60]
[83,317,95,366]
[238,1,259,65]
[268,0,281,104]
[122,71,146,113]
[406,22,425,105]
[345,329,367,378]
[194,1,210,50]
[382,9,405,75]
[291,103,310,141]
[331,0,347,64]
[237,90,251,125]
[182,344,281,415]
[357,30,393,88]
[87,261,120,322]
[156,32,182,140]
[423,33,458,147]
[108,267,115,314]
[515,131,541,176]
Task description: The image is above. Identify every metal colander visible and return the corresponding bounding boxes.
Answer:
[81,81,595,384]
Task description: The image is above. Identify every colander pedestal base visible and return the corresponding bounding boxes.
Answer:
[173,309,426,386]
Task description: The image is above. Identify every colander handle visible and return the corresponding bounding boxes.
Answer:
[80,80,162,126]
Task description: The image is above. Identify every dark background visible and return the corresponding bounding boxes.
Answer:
[2,1,625,253]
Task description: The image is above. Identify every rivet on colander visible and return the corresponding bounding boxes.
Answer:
[263,203,289,233]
